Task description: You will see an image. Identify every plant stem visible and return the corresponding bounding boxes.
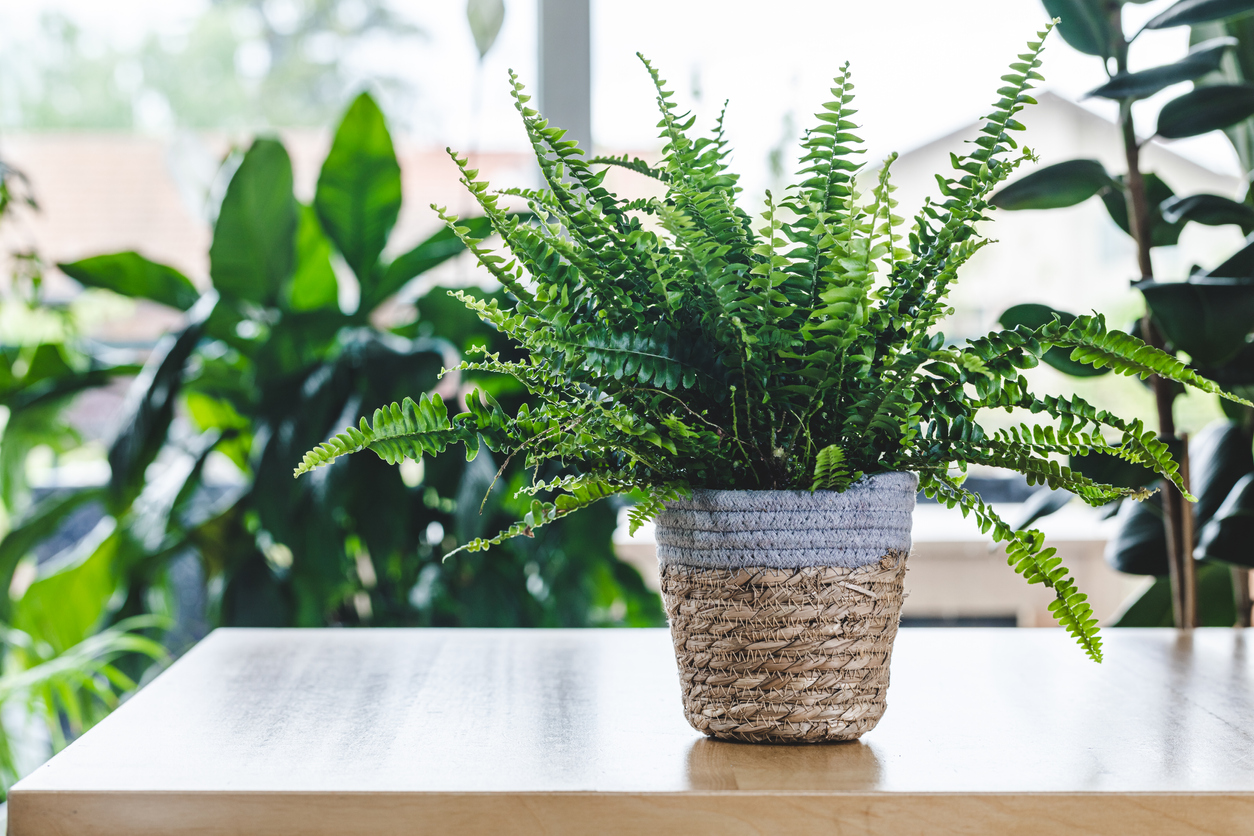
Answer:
[1112,9,1196,628]
[1235,567,1253,628]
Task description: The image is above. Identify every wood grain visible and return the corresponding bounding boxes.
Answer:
[10,628,1254,835]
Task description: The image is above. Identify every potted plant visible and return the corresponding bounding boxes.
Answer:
[296,23,1246,743]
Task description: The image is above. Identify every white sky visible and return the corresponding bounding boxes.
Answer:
[0,0,1243,181]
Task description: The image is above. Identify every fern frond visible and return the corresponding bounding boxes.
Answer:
[920,471,1103,662]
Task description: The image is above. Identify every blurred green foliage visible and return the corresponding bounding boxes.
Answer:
[0,92,661,797]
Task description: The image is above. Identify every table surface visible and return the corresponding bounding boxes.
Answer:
[11,628,1254,836]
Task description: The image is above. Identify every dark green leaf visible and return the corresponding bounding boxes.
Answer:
[1071,450,1163,490]
[364,218,492,313]
[1160,192,1254,232]
[58,252,200,311]
[210,139,297,305]
[1008,486,1073,530]
[1156,84,1254,138]
[315,92,402,290]
[1188,420,1254,526]
[1101,173,1184,247]
[990,159,1113,210]
[1136,277,1254,366]
[1196,471,1254,566]
[1200,231,1254,277]
[1043,0,1114,57]
[1113,560,1237,625]
[0,488,106,620]
[108,298,214,513]
[1146,0,1254,30]
[1105,491,1169,575]
[1087,37,1235,100]
[287,204,339,312]
[999,303,1111,376]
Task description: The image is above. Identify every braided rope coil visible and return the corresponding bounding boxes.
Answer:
[658,476,915,744]
[661,554,907,743]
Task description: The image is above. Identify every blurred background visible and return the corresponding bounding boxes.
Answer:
[2,0,1253,806]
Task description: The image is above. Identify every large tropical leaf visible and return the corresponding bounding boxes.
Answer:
[58,252,199,311]
[1043,0,1113,57]
[999,303,1111,376]
[1136,277,1254,367]
[287,204,339,312]
[1087,37,1234,100]
[1105,491,1169,575]
[1196,471,1254,566]
[1188,420,1254,526]
[1156,84,1254,138]
[0,488,106,620]
[1160,192,1254,232]
[1112,561,1236,625]
[1101,173,1184,248]
[1145,0,1254,30]
[107,299,214,513]
[210,139,297,305]
[364,218,493,313]
[315,92,402,292]
[990,159,1113,210]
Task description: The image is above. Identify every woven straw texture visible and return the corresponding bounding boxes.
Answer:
[660,552,908,744]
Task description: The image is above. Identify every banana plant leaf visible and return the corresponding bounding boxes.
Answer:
[1135,277,1254,367]
[999,303,1111,376]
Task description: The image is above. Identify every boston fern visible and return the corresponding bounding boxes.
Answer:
[296,23,1247,661]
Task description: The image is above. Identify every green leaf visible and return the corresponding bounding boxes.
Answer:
[1043,0,1114,57]
[1196,471,1254,566]
[1105,492,1169,575]
[1086,37,1235,99]
[108,300,213,513]
[990,159,1113,210]
[999,303,1111,376]
[1070,449,1162,490]
[1145,0,1254,30]
[0,488,106,621]
[466,0,505,59]
[287,204,339,312]
[1156,84,1254,139]
[315,92,402,290]
[1160,192,1254,232]
[364,217,494,313]
[1188,420,1254,527]
[12,519,121,653]
[1112,561,1236,625]
[1100,173,1184,247]
[1136,277,1254,366]
[210,138,297,305]
[58,252,200,311]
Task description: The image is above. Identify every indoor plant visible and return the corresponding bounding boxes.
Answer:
[297,23,1247,742]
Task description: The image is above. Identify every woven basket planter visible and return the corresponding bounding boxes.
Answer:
[657,472,916,744]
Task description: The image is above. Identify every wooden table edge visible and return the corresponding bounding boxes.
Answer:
[11,788,1254,836]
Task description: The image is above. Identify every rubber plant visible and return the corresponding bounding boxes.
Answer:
[298,19,1253,686]
[994,0,1254,628]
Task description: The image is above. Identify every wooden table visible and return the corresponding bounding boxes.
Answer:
[10,628,1254,835]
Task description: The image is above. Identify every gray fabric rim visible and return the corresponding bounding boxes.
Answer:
[655,472,918,570]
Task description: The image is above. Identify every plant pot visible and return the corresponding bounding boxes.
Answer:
[657,472,917,744]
